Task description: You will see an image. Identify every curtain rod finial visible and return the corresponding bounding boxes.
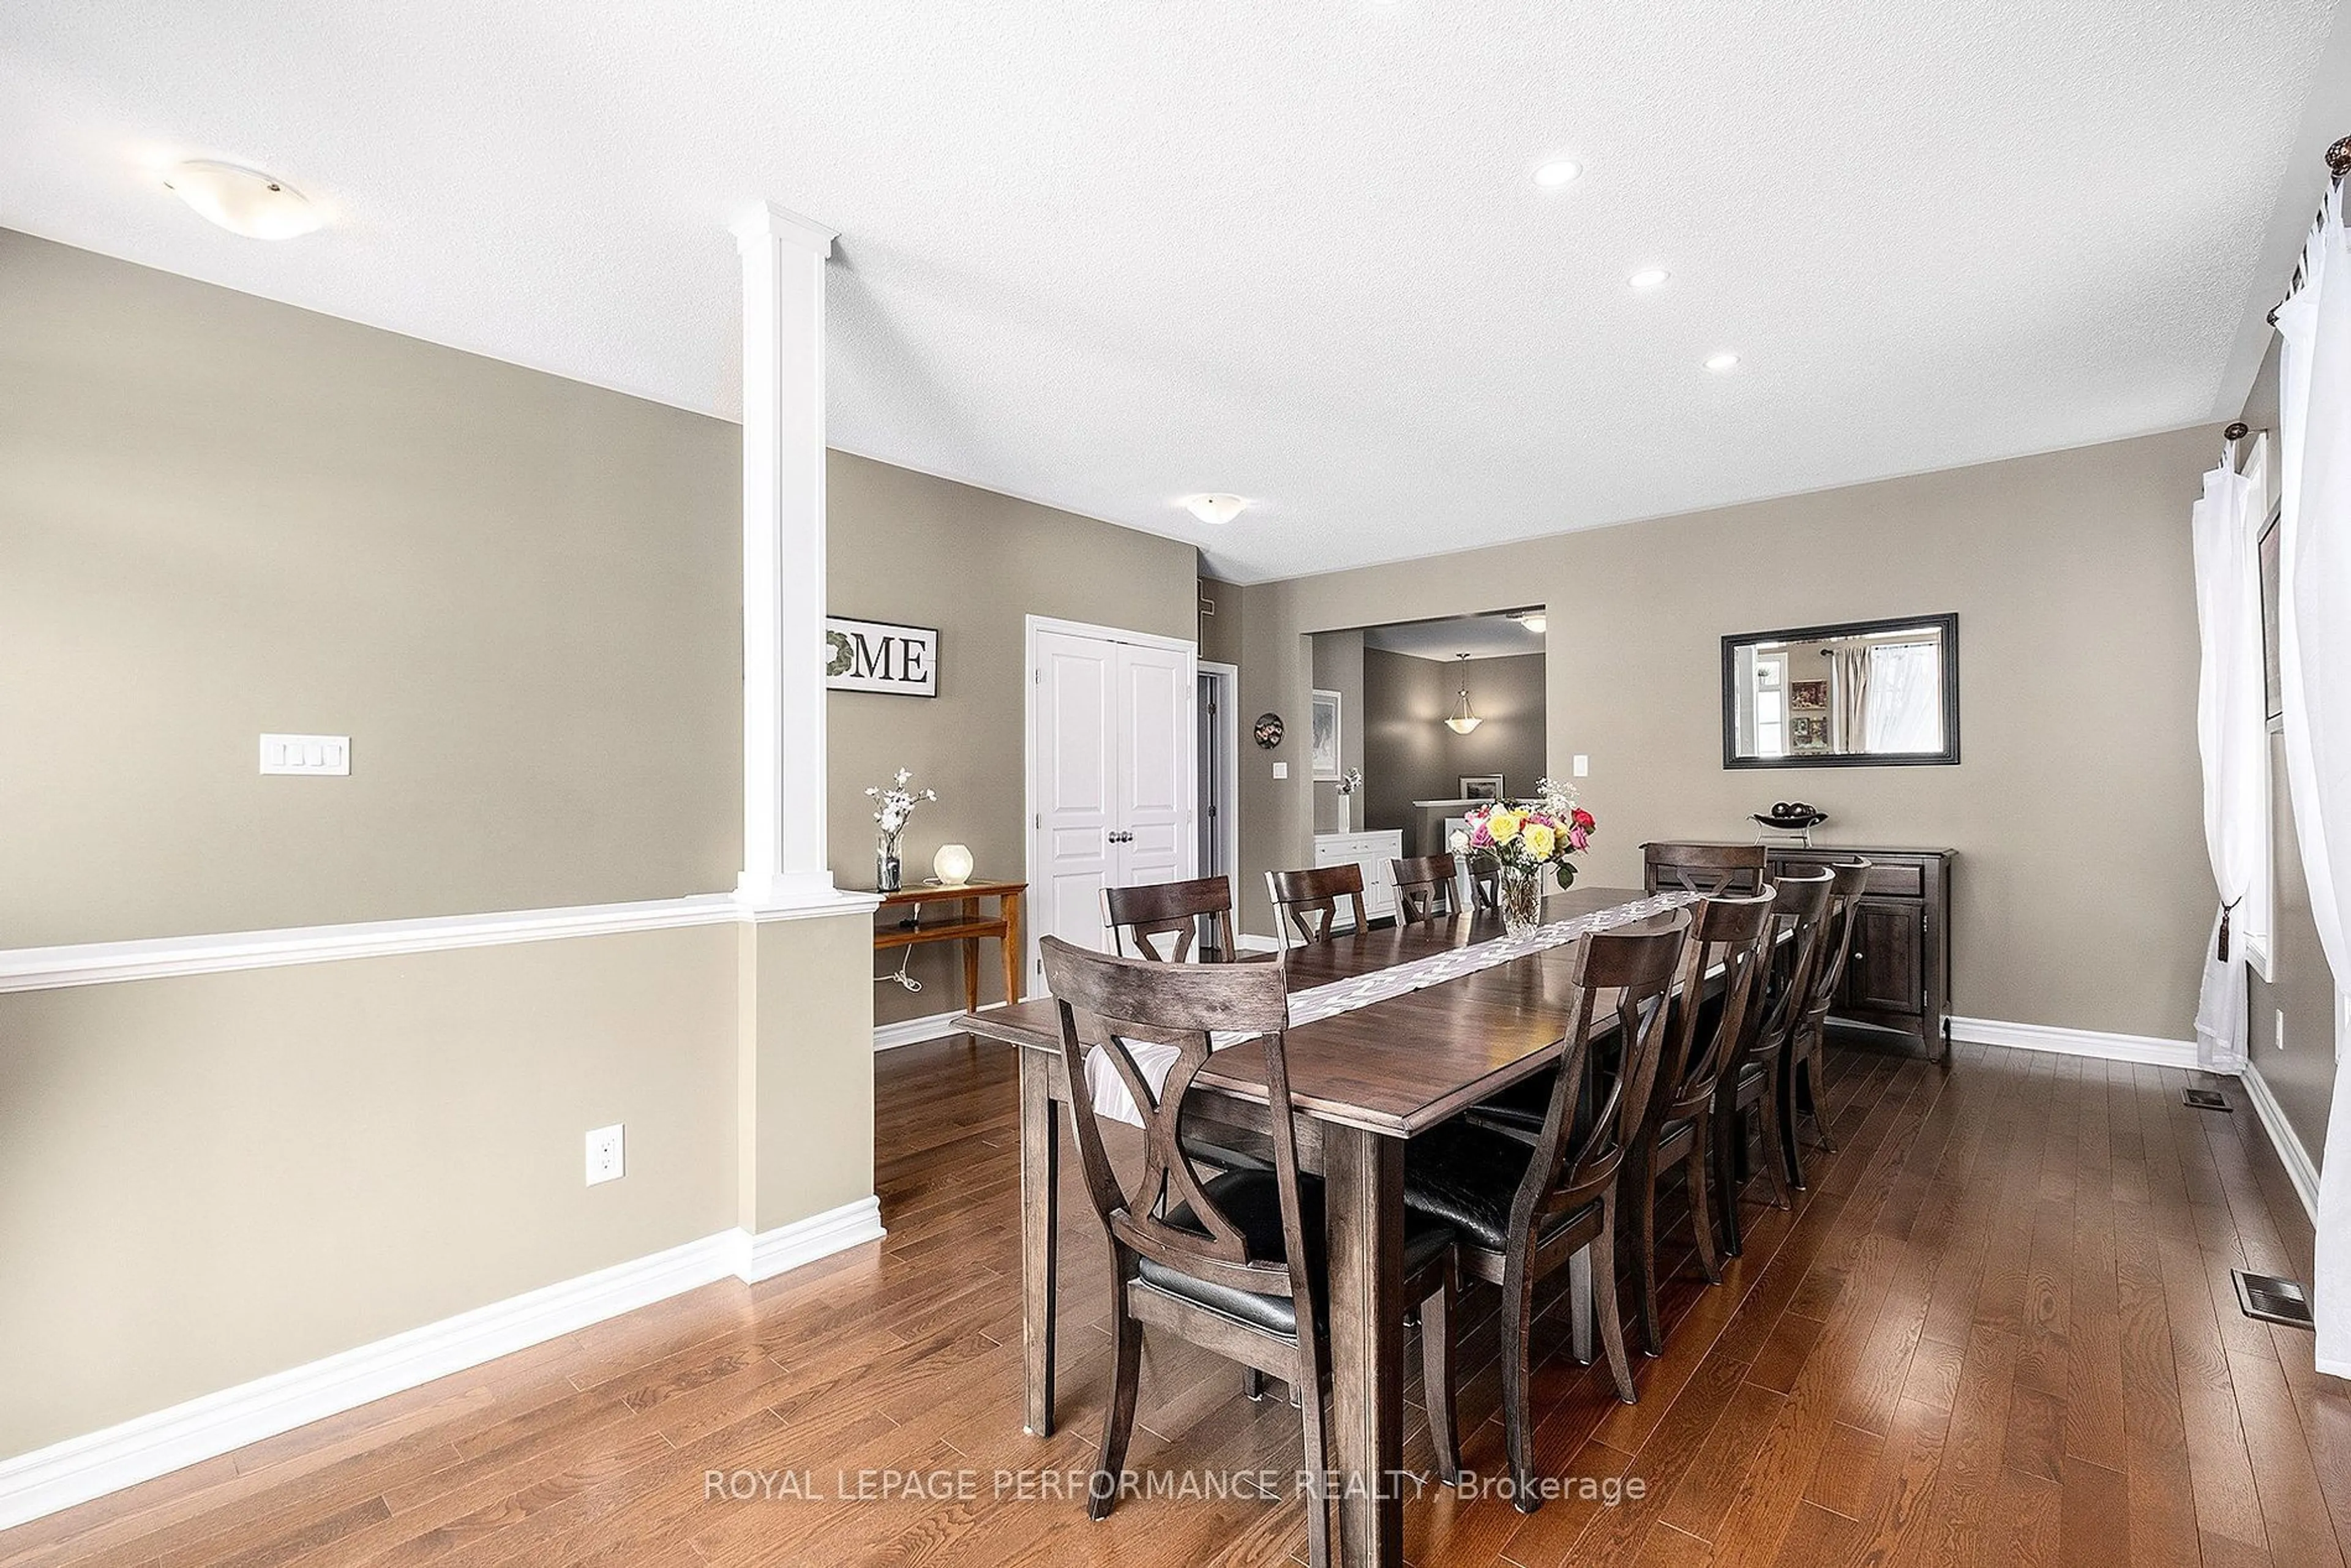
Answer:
[2225,422,2250,441]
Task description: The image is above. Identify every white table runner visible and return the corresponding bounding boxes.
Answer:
[1085,890,1699,1128]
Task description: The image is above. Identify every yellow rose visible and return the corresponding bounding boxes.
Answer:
[1487,809,1523,844]
[1521,822,1557,860]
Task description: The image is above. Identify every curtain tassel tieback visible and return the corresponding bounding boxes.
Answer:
[2218,896,2242,963]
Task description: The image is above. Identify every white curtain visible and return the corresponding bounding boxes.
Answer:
[1834,647,1869,750]
[2191,436,2268,1072]
[1865,642,1942,752]
[2275,176,2351,1379]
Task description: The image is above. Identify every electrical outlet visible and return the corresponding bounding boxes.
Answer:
[1572,754,1590,778]
[585,1124,624,1185]
[2277,1008,2287,1051]
[1273,762,1289,780]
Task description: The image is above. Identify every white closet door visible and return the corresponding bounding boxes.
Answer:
[1031,628,1120,959]
[1026,623,1197,984]
[1114,641,1193,894]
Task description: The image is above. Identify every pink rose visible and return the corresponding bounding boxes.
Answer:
[1471,823,1493,847]
[1568,826,1589,852]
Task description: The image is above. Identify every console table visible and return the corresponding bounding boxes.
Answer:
[872,879,1026,1015]
[1644,843,1953,1062]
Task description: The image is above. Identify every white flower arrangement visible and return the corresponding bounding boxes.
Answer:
[866,768,938,849]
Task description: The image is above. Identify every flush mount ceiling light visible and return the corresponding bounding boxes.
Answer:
[1704,351,1742,373]
[162,160,324,239]
[1628,268,1670,290]
[1532,159,1582,189]
[1513,610,1549,634]
[1183,493,1248,526]
[1444,653,1483,734]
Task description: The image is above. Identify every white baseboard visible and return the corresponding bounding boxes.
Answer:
[2241,1064,2321,1224]
[1947,1016,2200,1070]
[873,1008,967,1051]
[734,1195,885,1284]
[1234,934,1282,955]
[0,1197,885,1532]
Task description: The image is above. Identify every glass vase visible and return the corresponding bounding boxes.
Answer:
[876,843,903,893]
[1499,866,1543,936]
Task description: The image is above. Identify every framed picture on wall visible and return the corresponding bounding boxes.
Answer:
[1310,689,1343,780]
[2260,507,2284,722]
[1459,775,1503,801]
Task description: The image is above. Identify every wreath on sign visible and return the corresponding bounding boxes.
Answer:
[825,630,856,678]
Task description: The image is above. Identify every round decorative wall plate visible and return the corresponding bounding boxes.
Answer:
[1252,713,1285,749]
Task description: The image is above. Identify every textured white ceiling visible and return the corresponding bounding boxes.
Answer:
[1361,615,1543,662]
[1,1,2338,582]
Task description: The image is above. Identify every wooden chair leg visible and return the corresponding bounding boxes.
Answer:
[1297,1346,1330,1568]
[1243,1367,1266,1401]
[1499,1257,1540,1512]
[1628,1154,1663,1359]
[1686,1131,1723,1286]
[1713,1103,1745,1258]
[1090,1285,1142,1520]
[1754,1083,1793,1209]
[1594,1197,1638,1406]
[1419,1261,1463,1485]
[1775,1050,1810,1192]
[1803,1037,1839,1152]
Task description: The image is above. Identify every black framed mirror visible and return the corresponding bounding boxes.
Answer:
[1721,613,1959,768]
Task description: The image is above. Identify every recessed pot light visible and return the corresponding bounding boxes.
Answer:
[162,160,324,239]
[1184,493,1248,526]
[1704,351,1741,373]
[1532,159,1582,189]
[1629,268,1670,290]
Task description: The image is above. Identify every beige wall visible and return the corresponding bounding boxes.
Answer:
[825,452,1198,1023]
[1234,429,2216,1040]
[2239,340,2337,1162]
[1361,648,1547,848]
[0,231,741,948]
[1199,577,1246,669]
[0,235,893,1471]
[0,925,741,1459]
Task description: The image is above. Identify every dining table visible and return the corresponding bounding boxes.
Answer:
[954,882,1720,1568]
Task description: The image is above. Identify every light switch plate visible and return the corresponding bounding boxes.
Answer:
[1273,761,1289,779]
[260,734,350,776]
[1572,754,1590,778]
[585,1124,624,1185]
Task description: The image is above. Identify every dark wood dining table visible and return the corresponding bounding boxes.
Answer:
[954,883,1693,1568]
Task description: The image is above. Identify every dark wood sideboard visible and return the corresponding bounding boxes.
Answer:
[1643,843,1954,1063]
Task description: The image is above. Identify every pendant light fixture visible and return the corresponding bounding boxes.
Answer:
[1444,653,1483,734]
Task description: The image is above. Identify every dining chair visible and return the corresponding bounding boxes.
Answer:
[1039,937,1461,1567]
[1779,859,1872,1189]
[1265,864,1369,949]
[1398,916,1689,1510]
[1464,858,1501,912]
[1621,888,1775,1356]
[1390,853,1462,923]
[1710,868,1831,1256]
[1641,841,1769,897]
[1102,875,1258,962]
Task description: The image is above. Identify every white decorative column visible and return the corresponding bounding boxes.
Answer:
[734,201,841,910]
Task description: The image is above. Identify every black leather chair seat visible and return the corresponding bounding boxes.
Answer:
[1136,1169,1453,1336]
[1401,1120,1599,1253]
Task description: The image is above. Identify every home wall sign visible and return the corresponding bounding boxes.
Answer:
[825,617,939,697]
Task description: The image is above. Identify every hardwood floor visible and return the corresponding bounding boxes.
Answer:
[5,1036,2343,1567]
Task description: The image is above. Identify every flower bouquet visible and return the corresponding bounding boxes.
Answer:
[864,768,938,892]
[1461,777,1596,935]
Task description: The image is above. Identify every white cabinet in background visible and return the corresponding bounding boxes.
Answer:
[1311,830,1405,931]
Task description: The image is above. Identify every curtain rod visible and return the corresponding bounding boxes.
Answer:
[2268,133,2351,325]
